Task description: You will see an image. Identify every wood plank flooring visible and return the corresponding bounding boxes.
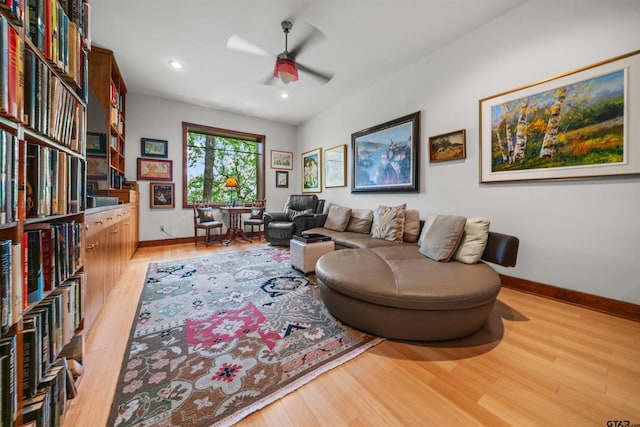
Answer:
[63,242,640,426]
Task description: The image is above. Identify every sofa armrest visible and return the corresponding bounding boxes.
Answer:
[305,213,327,230]
[481,232,519,267]
[264,212,289,224]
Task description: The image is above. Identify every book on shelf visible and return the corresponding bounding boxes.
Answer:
[0,334,17,427]
[25,229,44,304]
[0,130,7,224]
[0,239,11,335]
[20,391,50,427]
[38,364,66,427]
[41,293,63,357]
[27,303,54,367]
[0,14,23,121]
[22,314,43,399]
[22,308,50,385]
[11,242,22,325]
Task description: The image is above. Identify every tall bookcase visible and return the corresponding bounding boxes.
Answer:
[0,1,90,425]
[87,46,126,190]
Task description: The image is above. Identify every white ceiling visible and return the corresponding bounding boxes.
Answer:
[90,0,526,126]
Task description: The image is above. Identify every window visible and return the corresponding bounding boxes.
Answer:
[182,122,265,207]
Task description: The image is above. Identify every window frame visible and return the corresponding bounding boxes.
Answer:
[182,121,266,208]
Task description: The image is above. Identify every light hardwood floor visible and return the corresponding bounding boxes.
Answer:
[63,242,640,426]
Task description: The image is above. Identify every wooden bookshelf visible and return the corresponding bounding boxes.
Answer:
[0,1,90,425]
[88,46,127,190]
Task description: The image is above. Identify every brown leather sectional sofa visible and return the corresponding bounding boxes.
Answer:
[305,213,519,341]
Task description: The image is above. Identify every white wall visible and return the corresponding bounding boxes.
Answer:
[125,93,298,242]
[297,1,640,304]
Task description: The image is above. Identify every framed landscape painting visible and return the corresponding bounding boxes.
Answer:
[480,50,640,183]
[324,144,347,187]
[351,112,420,193]
[429,129,466,162]
[271,150,293,170]
[141,138,169,158]
[137,158,173,181]
[87,132,106,154]
[302,148,322,193]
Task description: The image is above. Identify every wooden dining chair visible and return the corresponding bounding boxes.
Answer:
[193,202,223,246]
[243,200,265,241]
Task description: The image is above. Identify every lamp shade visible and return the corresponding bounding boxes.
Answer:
[224,176,239,188]
[273,58,298,84]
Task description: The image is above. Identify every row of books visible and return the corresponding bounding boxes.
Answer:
[25,142,85,219]
[23,220,83,302]
[0,0,24,24]
[0,221,81,335]
[26,0,90,90]
[0,246,86,426]
[24,47,87,152]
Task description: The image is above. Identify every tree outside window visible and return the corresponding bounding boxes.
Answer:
[182,122,265,207]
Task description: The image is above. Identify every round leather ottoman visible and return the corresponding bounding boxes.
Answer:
[315,246,501,341]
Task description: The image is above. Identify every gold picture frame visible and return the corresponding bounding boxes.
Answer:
[324,144,347,187]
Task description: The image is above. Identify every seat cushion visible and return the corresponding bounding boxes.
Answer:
[316,246,501,311]
[268,221,295,240]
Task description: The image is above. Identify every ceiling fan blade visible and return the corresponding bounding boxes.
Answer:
[288,24,325,58]
[296,62,334,83]
[226,35,273,58]
[261,74,278,86]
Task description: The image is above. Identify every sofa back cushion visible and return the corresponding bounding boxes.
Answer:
[453,218,490,264]
[418,214,466,262]
[371,204,406,242]
[345,209,374,234]
[403,209,421,243]
[324,205,352,232]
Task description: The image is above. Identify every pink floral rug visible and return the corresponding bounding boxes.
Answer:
[108,248,383,426]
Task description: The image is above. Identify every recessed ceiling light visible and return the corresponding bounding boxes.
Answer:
[168,60,183,69]
[280,92,289,99]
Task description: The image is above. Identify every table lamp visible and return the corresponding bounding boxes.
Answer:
[224,176,239,206]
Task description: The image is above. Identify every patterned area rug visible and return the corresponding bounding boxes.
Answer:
[108,248,383,427]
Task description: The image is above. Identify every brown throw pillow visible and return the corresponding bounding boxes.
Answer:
[324,205,352,232]
[371,204,406,242]
[346,209,374,234]
[403,209,420,243]
[418,214,467,262]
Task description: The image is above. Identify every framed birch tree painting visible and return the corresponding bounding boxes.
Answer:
[479,50,640,183]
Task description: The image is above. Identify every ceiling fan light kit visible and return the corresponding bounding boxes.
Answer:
[274,56,298,84]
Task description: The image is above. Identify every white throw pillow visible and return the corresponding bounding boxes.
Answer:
[453,218,490,264]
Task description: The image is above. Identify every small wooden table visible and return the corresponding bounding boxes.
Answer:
[219,206,253,245]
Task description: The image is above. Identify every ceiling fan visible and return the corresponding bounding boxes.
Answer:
[226,20,334,85]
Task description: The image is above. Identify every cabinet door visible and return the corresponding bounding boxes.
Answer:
[84,221,106,331]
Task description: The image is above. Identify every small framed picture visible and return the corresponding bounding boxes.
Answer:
[276,170,289,188]
[141,138,169,158]
[271,150,293,170]
[429,129,467,162]
[137,158,173,181]
[86,132,106,154]
[87,182,98,194]
[87,155,108,178]
[150,182,175,209]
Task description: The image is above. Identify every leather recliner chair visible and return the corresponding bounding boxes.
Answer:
[263,194,325,246]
